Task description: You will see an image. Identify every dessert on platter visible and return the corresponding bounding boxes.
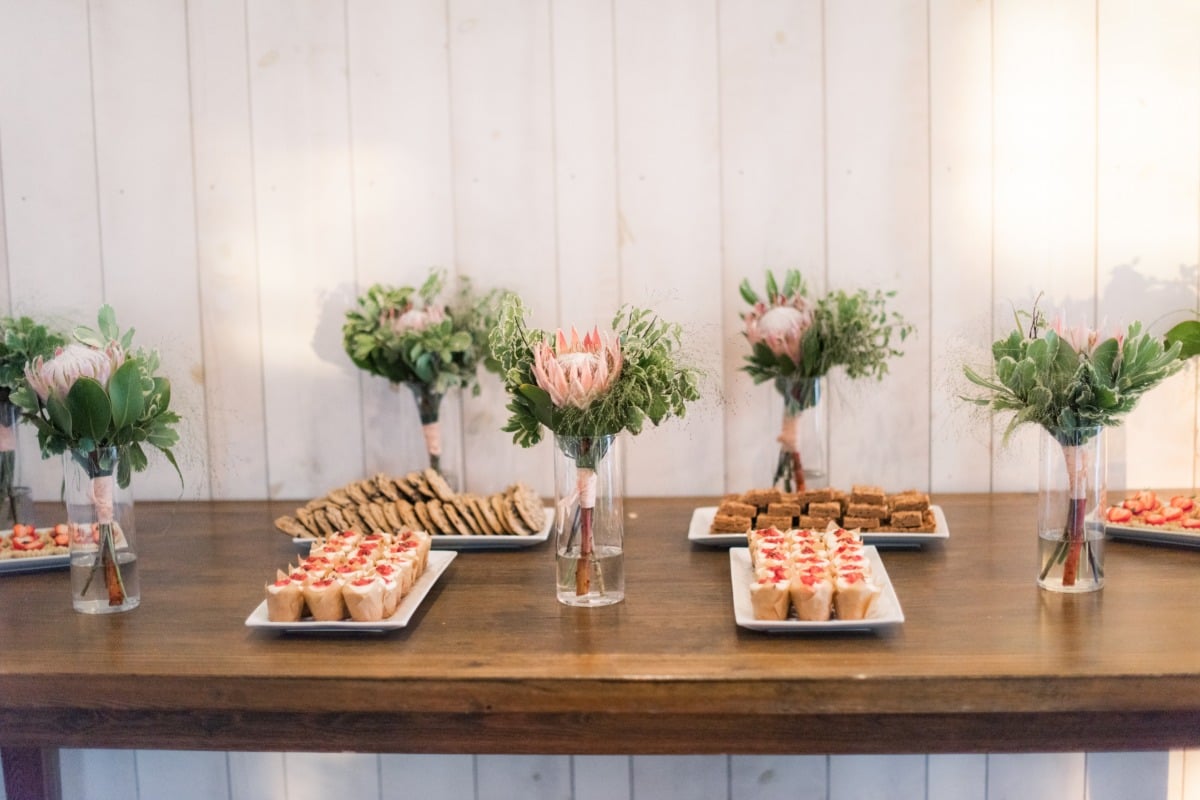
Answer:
[0,524,68,561]
[709,485,938,536]
[274,468,547,540]
[746,526,881,621]
[1104,490,1200,547]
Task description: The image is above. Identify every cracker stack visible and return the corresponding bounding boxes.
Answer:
[275,468,547,539]
[711,484,935,534]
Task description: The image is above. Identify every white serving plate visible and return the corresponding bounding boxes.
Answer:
[295,508,554,551]
[245,550,456,633]
[690,505,949,548]
[1106,522,1200,549]
[0,528,69,575]
[729,546,904,632]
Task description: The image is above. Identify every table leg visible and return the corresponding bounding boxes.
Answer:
[1,747,61,800]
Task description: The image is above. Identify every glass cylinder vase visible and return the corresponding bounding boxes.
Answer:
[554,433,623,607]
[774,376,828,492]
[0,393,33,527]
[405,381,446,472]
[64,447,139,613]
[1037,426,1106,593]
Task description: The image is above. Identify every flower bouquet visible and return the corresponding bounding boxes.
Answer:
[0,316,65,524]
[740,270,913,492]
[491,297,700,606]
[964,302,1183,591]
[13,306,181,612]
[343,269,506,476]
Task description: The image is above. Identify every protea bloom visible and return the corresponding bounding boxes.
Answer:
[532,326,623,410]
[382,303,446,335]
[26,342,125,403]
[1050,316,1121,356]
[743,295,814,364]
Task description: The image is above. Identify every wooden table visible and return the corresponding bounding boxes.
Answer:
[3,495,1200,799]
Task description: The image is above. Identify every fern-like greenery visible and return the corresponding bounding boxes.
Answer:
[490,295,701,447]
[0,316,65,398]
[963,306,1184,446]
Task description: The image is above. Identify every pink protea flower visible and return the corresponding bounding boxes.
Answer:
[743,295,815,364]
[532,326,623,410]
[26,342,126,403]
[1049,316,1123,356]
[382,304,446,335]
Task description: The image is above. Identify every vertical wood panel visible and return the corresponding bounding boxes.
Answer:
[247,0,364,500]
[573,755,630,800]
[284,752,379,800]
[381,754,475,800]
[449,0,557,497]
[477,754,570,800]
[187,0,270,500]
[1096,0,1200,492]
[1087,752,1169,800]
[59,748,137,800]
[824,0,931,492]
[347,0,466,487]
[89,0,210,501]
[1183,749,1200,800]
[928,754,985,800]
[829,755,925,799]
[717,0,825,493]
[137,750,229,800]
[730,755,826,800]
[991,0,1097,492]
[0,0,106,500]
[228,752,286,800]
[988,753,1085,800]
[613,0,724,497]
[630,755,726,800]
[929,0,993,493]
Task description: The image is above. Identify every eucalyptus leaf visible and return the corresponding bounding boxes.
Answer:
[108,360,145,429]
[65,378,111,442]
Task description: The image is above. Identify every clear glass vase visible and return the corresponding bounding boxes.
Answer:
[774,376,827,492]
[1038,425,1106,593]
[554,433,623,607]
[0,394,33,527]
[405,381,446,473]
[64,446,139,613]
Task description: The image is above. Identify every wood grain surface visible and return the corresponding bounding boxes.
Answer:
[1,496,1199,755]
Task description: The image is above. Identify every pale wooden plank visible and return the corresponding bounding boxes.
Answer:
[0,0,105,501]
[347,0,465,487]
[187,0,270,500]
[829,755,925,799]
[1096,0,1200,493]
[929,0,994,493]
[730,755,826,800]
[59,749,137,800]
[1183,749,1200,800]
[928,754,986,800]
[1087,752,1169,800]
[284,752,379,800]
[246,0,364,500]
[991,0,1097,492]
[381,754,475,800]
[574,755,631,800]
[136,751,229,800]
[88,0,210,501]
[717,0,825,493]
[630,756,726,800]
[988,753,1085,800]
[228,753,286,800]
[449,0,557,497]
[824,0,931,492]
[612,0,724,497]
[477,754,570,800]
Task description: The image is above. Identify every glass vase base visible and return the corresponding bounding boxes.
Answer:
[556,546,624,607]
[1037,533,1105,593]
[70,551,140,614]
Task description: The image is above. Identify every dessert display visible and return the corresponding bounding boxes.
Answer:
[274,468,546,540]
[712,485,936,535]
[1105,490,1200,532]
[0,524,69,560]
[265,528,432,622]
[747,526,882,621]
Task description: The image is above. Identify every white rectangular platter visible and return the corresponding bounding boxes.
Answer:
[729,546,904,633]
[0,528,69,575]
[245,550,456,633]
[1106,522,1200,549]
[295,508,554,551]
[691,505,949,548]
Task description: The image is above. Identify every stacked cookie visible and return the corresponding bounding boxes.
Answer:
[275,468,547,539]
[711,485,936,534]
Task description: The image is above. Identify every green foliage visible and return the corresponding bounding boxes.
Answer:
[0,316,66,397]
[740,269,914,384]
[1165,319,1200,359]
[12,306,181,486]
[963,309,1184,445]
[490,295,702,447]
[342,269,509,395]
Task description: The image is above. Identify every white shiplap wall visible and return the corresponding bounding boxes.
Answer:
[2,1,1200,798]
